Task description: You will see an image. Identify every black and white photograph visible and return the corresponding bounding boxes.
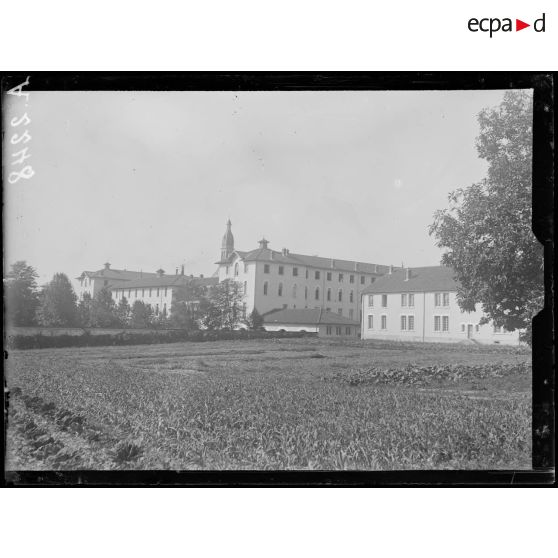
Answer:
[2,74,553,481]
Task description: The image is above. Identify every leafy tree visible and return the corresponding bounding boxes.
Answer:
[205,279,244,330]
[36,273,78,327]
[168,301,198,330]
[429,91,541,344]
[130,300,154,329]
[5,261,40,326]
[115,297,131,327]
[244,308,264,330]
[196,297,222,330]
[90,287,120,328]
[77,292,93,327]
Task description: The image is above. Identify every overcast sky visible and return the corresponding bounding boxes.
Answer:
[4,89,518,286]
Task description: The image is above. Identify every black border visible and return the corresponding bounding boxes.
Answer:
[2,72,555,486]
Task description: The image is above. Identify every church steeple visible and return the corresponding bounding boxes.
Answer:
[221,219,234,260]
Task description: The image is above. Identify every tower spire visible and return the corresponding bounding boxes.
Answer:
[221,219,234,260]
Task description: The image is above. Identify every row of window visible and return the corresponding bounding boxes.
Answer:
[258,264,375,285]
[325,326,354,336]
[366,292,450,308]
[114,287,169,300]
[262,282,357,303]
[366,314,449,332]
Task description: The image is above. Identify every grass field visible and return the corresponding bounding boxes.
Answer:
[5,338,532,470]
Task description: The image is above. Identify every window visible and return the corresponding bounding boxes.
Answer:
[381,294,387,307]
[327,272,332,281]
[157,288,160,297]
[401,293,407,307]
[326,326,332,335]
[349,290,354,303]
[338,309,343,315]
[129,290,132,298]
[278,266,284,276]
[442,316,449,331]
[244,281,247,294]
[368,315,373,329]
[315,287,320,300]
[381,315,387,330]
[326,308,331,312]
[349,309,354,319]
[339,273,344,282]
[149,289,152,297]
[163,303,167,317]
[434,316,441,331]
[283,304,287,309]
[292,284,297,298]
[242,303,247,317]
[443,293,450,306]
[461,323,466,332]
[305,269,309,279]
[278,283,283,297]
[293,267,298,277]
[408,293,415,307]
[305,286,308,300]
[135,289,138,297]
[371,277,375,284]
[346,327,351,335]
[475,324,480,332]
[315,270,320,280]
[142,289,145,297]
[264,264,270,274]
[368,295,374,307]
[401,315,407,330]
[164,287,168,297]
[263,282,268,295]
[244,263,248,273]
[226,266,229,275]
[360,276,365,285]
[338,290,343,302]
[435,293,441,306]
[408,316,415,331]
[327,288,331,302]
[155,304,159,316]
[234,263,239,276]
[335,327,341,336]
[350,275,354,284]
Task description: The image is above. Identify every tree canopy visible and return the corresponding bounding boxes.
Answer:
[5,261,40,326]
[36,273,78,327]
[429,91,542,343]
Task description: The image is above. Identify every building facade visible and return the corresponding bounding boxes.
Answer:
[216,220,389,319]
[263,308,360,337]
[360,266,520,345]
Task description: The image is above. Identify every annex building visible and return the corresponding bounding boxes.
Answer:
[360,266,520,345]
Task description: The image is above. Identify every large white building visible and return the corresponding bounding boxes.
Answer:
[360,266,520,345]
[216,220,390,320]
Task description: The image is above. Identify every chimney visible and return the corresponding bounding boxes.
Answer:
[175,267,178,275]
[389,265,394,274]
[200,274,204,278]
[282,248,289,256]
[258,238,269,249]
[156,268,165,277]
[181,264,185,276]
[405,268,411,281]
[104,262,111,270]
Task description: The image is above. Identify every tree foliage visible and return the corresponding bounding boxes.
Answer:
[206,279,244,330]
[89,287,120,328]
[36,273,78,327]
[130,300,154,329]
[429,91,542,343]
[5,261,40,326]
[77,292,93,327]
[244,308,264,330]
[115,297,131,327]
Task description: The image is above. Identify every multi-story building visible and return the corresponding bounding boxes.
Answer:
[360,265,520,345]
[75,263,158,299]
[216,220,389,319]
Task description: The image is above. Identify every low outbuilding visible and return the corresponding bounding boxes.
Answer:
[262,308,360,337]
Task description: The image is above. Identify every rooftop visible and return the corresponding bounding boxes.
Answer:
[110,275,218,290]
[263,308,360,326]
[361,266,458,294]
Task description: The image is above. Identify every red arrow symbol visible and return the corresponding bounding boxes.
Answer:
[516,19,530,31]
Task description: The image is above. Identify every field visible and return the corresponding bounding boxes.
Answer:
[5,338,532,470]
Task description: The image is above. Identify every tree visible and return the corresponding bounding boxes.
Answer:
[429,91,542,344]
[205,279,244,330]
[89,287,120,328]
[168,301,198,330]
[36,273,78,327]
[115,297,131,327]
[130,300,154,329]
[244,308,264,330]
[196,297,222,330]
[5,261,40,326]
[77,292,93,327]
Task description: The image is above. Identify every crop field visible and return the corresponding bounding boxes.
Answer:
[5,338,532,470]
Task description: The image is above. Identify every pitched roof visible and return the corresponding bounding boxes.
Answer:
[110,275,218,290]
[219,248,388,275]
[263,308,360,326]
[361,266,458,294]
[77,268,158,281]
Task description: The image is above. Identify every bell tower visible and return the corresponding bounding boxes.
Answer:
[221,219,234,260]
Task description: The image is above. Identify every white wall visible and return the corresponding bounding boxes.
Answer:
[361,291,520,345]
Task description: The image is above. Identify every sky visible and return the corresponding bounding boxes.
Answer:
[4,88,516,286]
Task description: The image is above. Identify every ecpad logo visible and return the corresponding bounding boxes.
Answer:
[468,13,546,37]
